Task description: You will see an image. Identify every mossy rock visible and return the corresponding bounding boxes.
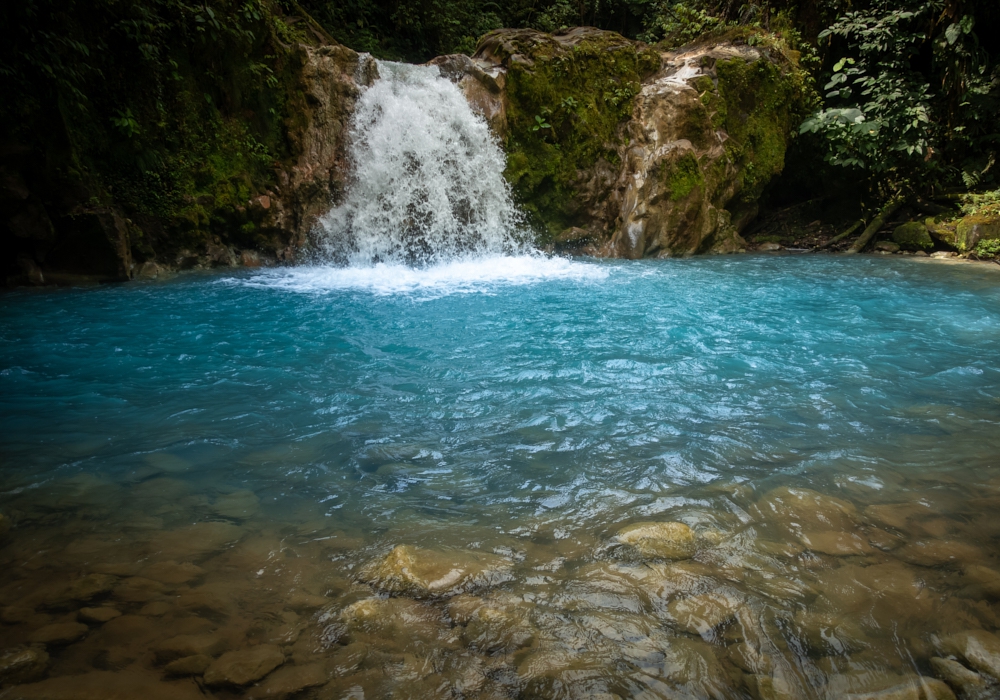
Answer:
[956,215,1000,252]
[892,222,934,251]
[475,28,661,240]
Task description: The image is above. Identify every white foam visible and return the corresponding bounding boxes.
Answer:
[226,255,608,297]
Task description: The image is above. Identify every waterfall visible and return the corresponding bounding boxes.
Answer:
[316,61,528,266]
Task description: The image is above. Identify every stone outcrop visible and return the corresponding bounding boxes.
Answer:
[437,28,811,258]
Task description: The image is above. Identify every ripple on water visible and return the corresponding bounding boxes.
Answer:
[0,255,999,697]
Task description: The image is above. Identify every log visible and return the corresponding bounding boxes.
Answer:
[815,219,863,250]
[846,196,907,254]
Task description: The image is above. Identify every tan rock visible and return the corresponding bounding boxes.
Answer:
[616,521,696,560]
[78,606,122,624]
[164,654,213,676]
[362,544,512,597]
[340,597,446,645]
[752,487,859,532]
[30,621,89,645]
[0,645,49,684]
[462,604,536,653]
[964,564,1000,600]
[139,601,172,616]
[66,573,118,602]
[203,645,285,687]
[895,540,982,568]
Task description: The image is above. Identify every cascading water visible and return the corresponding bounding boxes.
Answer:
[316,61,528,266]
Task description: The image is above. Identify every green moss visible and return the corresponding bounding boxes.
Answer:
[663,152,704,201]
[497,31,661,239]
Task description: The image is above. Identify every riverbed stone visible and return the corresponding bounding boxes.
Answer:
[213,489,260,519]
[9,669,207,699]
[616,521,696,560]
[340,597,447,646]
[140,561,205,585]
[203,644,285,686]
[155,633,228,663]
[796,529,872,556]
[964,565,1000,599]
[112,576,166,603]
[752,487,860,532]
[247,662,328,698]
[462,603,536,653]
[30,621,89,645]
[164,654,213,676]
[895,539,982,567]
[0,645,49,684]
[929,657,990,697]
[667,588,741,637]
[362,544,512,597]
[78,606,122,624]
[874,241,901,253]
[940,630,1000,680]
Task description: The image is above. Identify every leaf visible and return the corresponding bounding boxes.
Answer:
[945,23,960,45]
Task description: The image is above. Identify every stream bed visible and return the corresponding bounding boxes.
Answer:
[1,254,1000,699]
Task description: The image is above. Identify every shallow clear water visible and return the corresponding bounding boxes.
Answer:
[1,254,1000,699]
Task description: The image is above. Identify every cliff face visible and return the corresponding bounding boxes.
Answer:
[438,28,813,258]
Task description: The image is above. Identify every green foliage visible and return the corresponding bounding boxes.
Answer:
[0,0,306,258]
[975,237,1000,258]
[800,0,1000,201]
[961,188,1000,219]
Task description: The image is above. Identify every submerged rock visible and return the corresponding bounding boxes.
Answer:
[164,654,213,676]
[615,521,696,560]
[203,645,285,687]
[0,645,49,684]
[212,489,260,519]
[9,669,207,699]
[929,657,991,697]
[940,630,1000,680]
[155,633,228,663]
[362,544,512,597]
[78,606,122,624]
[30,621,89,645]
[246,662,328,698]
[667,588,741,637]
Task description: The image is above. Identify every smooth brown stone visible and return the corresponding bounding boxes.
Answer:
[30,622,89,645]
[203,645,285,686]
[155,633,228,663]
[139,561,205,585]
[164,654,213,676]
[247,662,327,698]
[10,669,206,699]
[77,606,122,624]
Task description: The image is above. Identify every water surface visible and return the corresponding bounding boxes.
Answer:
[1,254,999,698]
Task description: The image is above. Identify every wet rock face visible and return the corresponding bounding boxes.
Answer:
[444,28,808,257]
[203,644,285,687]
[267,45,378,257]
[616,521,696,560]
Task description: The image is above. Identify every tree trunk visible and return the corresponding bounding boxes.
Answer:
[845,196,907,255]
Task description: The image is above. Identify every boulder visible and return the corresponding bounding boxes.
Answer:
[203,645,285,687]
[361,545,512,597]
[874,241,901,253]
[892,222,935,251]
[616,521,696,560]
[956,215,1000,252]
[456,28,808,257]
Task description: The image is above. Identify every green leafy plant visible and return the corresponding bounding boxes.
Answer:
[532,114,552,131]
[974,238,1000,258]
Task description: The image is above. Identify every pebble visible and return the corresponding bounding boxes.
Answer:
[30,621,89,645]
[78,606,122,624]
[203,644,285,686]
[615,521,696,560]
